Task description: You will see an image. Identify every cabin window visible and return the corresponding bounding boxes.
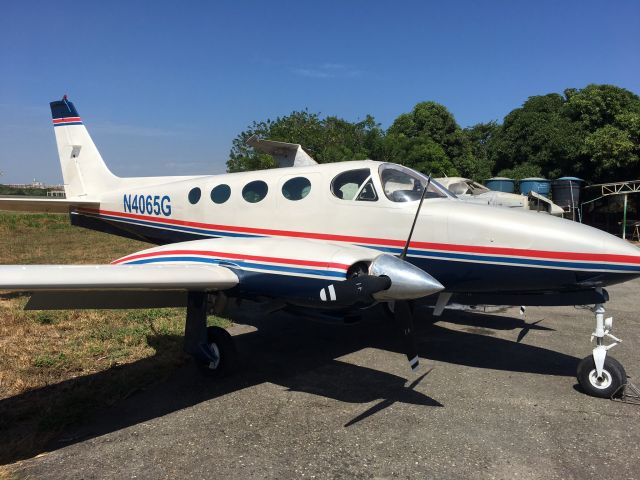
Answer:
[242,180,269,203]
[188,187,201,204]
[211,184,231,204]
[331,169,377,201]
[378,164,447,202]
[282,177,311,201]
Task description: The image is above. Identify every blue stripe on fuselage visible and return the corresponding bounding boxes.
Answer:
[84,211,259,238]
[360,245,640,273]
[124,255,346,279]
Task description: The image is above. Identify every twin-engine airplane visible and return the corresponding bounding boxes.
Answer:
[2,97,640,399]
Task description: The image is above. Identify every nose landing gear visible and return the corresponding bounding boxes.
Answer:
[577,303,627,398]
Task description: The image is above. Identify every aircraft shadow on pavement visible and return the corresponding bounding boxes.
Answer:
[0,307,578,464]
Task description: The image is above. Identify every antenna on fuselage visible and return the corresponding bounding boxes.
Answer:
[400,174,432,260]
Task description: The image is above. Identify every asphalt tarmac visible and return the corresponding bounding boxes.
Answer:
[10,279,640,479]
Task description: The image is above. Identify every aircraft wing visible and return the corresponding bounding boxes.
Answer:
[0,197,99,213]
[0,264,238,310]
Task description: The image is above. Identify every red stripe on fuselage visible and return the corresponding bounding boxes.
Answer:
[112,249,351,270]
[79,208,640,265]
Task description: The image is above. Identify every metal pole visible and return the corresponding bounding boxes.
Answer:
[623,194,628,240]
[569,180,575,221]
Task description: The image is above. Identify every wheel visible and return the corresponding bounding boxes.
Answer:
[199,326,238,377]
[577,355,626,398]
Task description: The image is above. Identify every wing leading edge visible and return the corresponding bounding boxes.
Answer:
[0,264,238,291]
[0,264,238,309]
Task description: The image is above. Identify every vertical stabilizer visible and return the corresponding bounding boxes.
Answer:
[50,97,119,198]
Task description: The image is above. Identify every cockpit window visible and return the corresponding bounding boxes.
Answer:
[356,179,378,201]
[332,169,378,201]
[379,164,450,202]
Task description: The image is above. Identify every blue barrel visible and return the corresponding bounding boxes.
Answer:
[484,177,515,193]
[519,177,551,196]
[551,177,583,209]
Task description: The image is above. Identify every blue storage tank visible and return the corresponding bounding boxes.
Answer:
[551,177,584,209]
[519,177,551,196]
[484,177,515,193]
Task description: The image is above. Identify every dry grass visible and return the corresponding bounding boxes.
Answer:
[0,212,229,468]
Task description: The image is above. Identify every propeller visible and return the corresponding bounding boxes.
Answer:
[317,173,443,372]
[394,174,432,371]
[394,298,420,370]
[319,275,391,306]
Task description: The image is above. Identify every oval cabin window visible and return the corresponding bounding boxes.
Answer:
[211,184,231,204]
[242,180,269,203]
[188,187,202,204]
[282,177,311,201]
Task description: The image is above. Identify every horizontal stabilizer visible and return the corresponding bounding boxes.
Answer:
[0,197,99,213]
[247,135,317,167]
[0,264,238,291]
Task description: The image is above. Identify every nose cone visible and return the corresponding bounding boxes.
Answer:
[597,234,640,285]
[604,234,640,257]
[369,254,444,300]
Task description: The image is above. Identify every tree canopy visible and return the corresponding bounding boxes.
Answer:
[227,84,640,184]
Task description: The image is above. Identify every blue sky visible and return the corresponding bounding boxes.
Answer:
[1,0,639,183]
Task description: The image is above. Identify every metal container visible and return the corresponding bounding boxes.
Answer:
[551,177,583,209]
[519,177,551,196]
[484,177,515,193]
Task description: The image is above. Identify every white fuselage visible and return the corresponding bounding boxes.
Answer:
[69,160,640,295]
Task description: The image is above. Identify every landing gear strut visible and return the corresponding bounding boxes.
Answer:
[577,302,626,398]
[185,291,237,376]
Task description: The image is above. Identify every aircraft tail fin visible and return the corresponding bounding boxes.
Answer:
[50,97,120,198]
[247,136,317,167]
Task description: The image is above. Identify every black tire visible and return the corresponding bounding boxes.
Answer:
[577,355,626,398]
[199,326,238,377]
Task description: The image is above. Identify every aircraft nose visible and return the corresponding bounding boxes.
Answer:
[604,234,640,258]
[368,254,444,301]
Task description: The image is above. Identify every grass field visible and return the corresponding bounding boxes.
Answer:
[0,212,229,470]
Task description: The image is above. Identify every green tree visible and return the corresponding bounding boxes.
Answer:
[227,111,383,172]
[488,85,640,182]
[566,84,640,130]
[462,122,499,181]
[383,101,474,178]
[488,93,583,179]
[227,84,640,184]
[584,125,639,179]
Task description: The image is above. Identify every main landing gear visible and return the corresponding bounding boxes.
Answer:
[184,292,237,377]
[577,302,626,398]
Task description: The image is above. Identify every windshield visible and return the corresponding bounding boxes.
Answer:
[378,164,453,202]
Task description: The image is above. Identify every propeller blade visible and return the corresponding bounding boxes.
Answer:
[395,300,419,371]
[319,275,391,306]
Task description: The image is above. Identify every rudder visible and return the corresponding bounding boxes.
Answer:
[51,96,119,198]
